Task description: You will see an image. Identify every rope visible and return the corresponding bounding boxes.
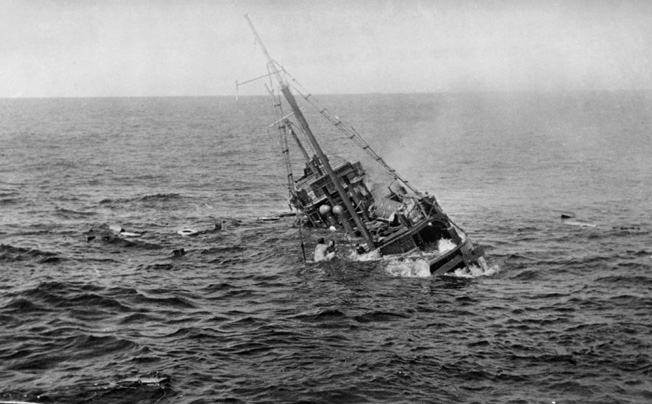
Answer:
[266,126,290,200]
[287,120,316,156]
[264,81,296,202]
[297,213,307,262]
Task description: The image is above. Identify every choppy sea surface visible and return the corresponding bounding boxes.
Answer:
[1,92,651,403]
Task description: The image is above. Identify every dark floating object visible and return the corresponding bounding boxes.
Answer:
[172,248,186,257]
[560,213,597,228]
[244,15,486,275]
[258,212,298,221]
[615,225,640,230]
[278,212,297,217]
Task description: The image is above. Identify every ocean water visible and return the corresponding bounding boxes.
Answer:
[1,92,651,403]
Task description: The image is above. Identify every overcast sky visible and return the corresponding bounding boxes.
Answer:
[2,0,652,98]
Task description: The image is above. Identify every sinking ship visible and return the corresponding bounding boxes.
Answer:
[244,15,485,275]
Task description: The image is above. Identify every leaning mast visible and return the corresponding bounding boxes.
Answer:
[245,15,375,249]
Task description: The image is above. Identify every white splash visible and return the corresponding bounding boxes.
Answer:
[449,257,502,278]
[437,238,456,253]
[347,249,382,262]
[346,238,499,279]
[347,247,432,277]
[384,257,432,278]
[382,238,455,278]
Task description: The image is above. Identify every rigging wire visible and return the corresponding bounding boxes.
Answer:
[287,120,316,157]
[297,212,307,263]
[264,70,308,262]
[275,63,423,197]
[265,79,296,202]
[262,77,293,203]
[266,126,291,202]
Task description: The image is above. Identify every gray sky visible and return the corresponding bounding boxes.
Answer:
[2,0,652,98]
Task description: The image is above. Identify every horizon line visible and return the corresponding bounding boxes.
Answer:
[2,88,652,101]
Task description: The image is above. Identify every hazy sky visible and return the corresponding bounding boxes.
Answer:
[2,0,652,97]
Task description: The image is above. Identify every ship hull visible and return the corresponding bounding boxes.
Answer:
[429,238,485,275]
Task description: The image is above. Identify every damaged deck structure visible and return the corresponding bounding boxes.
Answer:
[245,15,485,275]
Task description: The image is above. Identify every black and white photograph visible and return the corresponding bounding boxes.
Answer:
[1,1,651,403]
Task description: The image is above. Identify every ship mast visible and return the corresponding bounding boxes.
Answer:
[245,15,375,249]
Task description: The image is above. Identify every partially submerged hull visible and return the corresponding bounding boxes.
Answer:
[244,15,485,275]
[429,236,485,275]
[292,172,486,274]
[370,207,485,275]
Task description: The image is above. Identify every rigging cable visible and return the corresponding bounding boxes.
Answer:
[277,65,423,196]
[287,120,316,157]
[265,72,308,262]
[264,80,294,202]
[268,85,296,198]
[297,213,307,262]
